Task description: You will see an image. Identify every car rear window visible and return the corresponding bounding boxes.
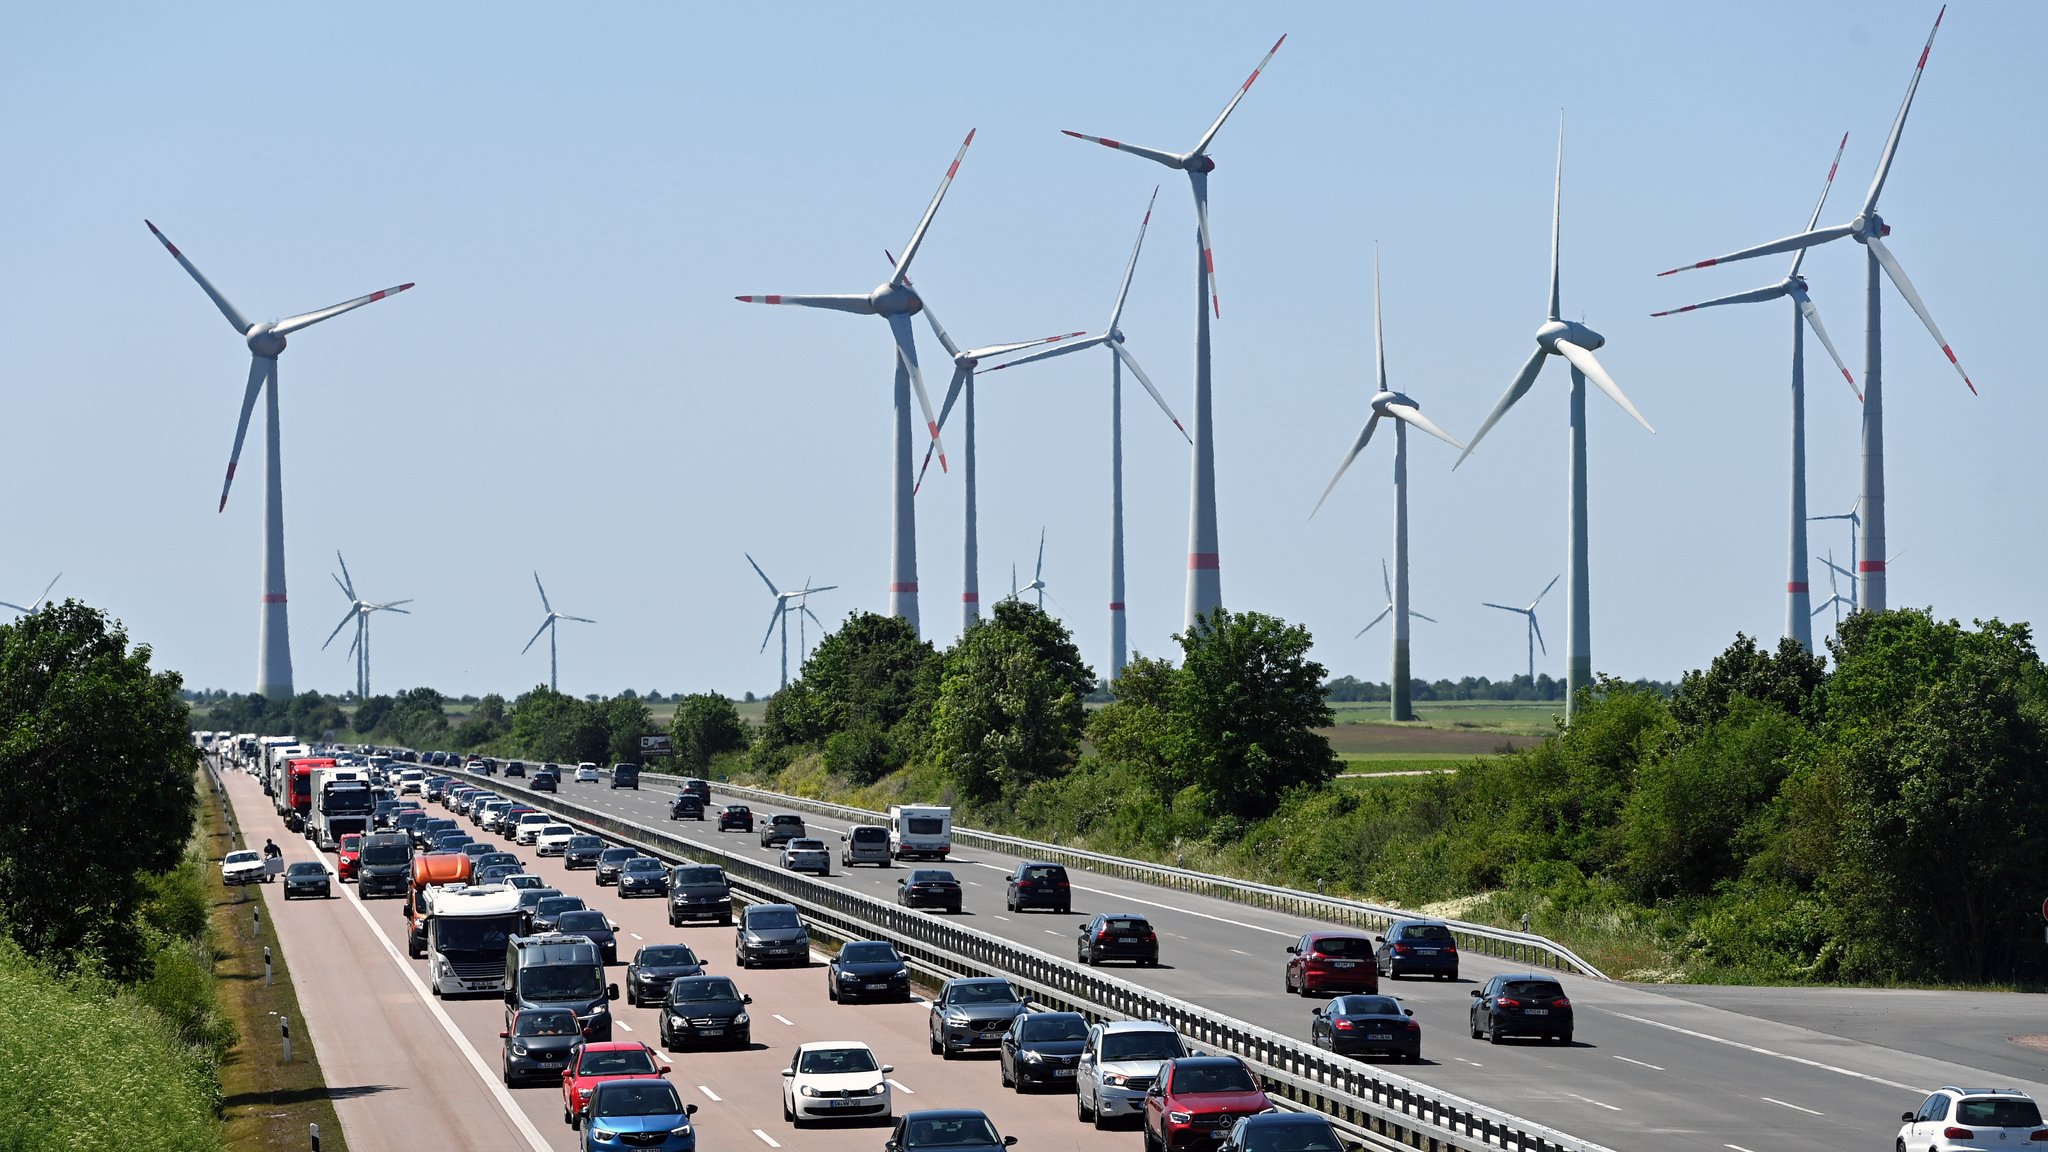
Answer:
[1310,935,1370,957]
[1334,996,1401,1016]
[568,836,603,849]
[1502,980,1564,999]
[1404,923,1455,942]
[639,946,697,966]
[1958,1098,2043,1127]
[1102,917,1150,932]
[1023,865,1065,881]
[556,910,607,932]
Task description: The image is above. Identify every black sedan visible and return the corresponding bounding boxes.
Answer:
[529,769,557,793]
[716,804,753,832]
[1077,913,1159,966]
[553,908,620,965]
[827,940,911,1004]
[529,894,586,934]
[625,944,707,1007]
[563,835,606,869]
[886,1109,1015,1152]
[616,856,670,898]
[500,1006,582,1086]
[594,846,637,885]
[514,887,563,925]
[896,869,963,913]
[999,1010,1087,1091]
[657,976,752,1051]
[669,793,705,820]
[281,860,332,899]
[1311,994,1420,1062]
[1470,974,1574,1045]
[1220,1112,1348,1152]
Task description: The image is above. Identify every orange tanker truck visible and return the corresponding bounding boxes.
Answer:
[406,852,475,958]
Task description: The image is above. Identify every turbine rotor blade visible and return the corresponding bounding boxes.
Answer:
[745,553,781,597]
[962,333,1088,362]
[1556,341,1655,433]
[981,335,1106,374]
[1409,610,1438,624]
[1192,34,1287,157]
[1863,6,1946,216]
[891,128,975,286]
[1381,558,1392,602]
[915,365,971,494]
[322,605,357,649]
[1531,614,1548,656]
[1309,413,1380,520]
[1656,224,1856,277]
[1058,131,1183,170]
[1792,131,1851,278]
[218,357,273,512]
[335,551,355,601]
[1789,283,1862,401]
[1035,527,1045,584]
[30,574,60,610]
[1549,114,1565,322]
[1455,346,1549,469]
[1650,282,1789,317]
[912,283,963,359]
[1383,401,1464,451]
[521,617,552,655]
[533,571,552,613]
[759,605,782,654]
[1110,343,1189,442]
[1480,602,1521,614]
[144,220,250,334]
[733,294,876,313]
[889,312,946,471]
[1192,169,1220,318]
[1532,573,1562,607]
[560,615,596,624]
[1108,185,1160,332]
[272,282,415,336]
[1354,605,1393,638]
[1866,234,1976,394]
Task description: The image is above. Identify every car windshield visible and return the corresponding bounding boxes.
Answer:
[623,858,662,873]
[839,943,899,964]
[1404,924,1455,942]
[1502,980,1564,999]
[591,1080,682,1118]
[1958,1098,2044,1127]
[669,978,738,1004]
[1101,1032,1183,1062]
[726,806,749,814]
[568,836,603,849]
[1100,917,1150,933]
[600,849,635,863]
[1334,996,1402,1016]
[505,874,545,890]
[798,1046,879,1074]
[905,1115,1001,1148]
[226,851,259,864]
[515,1010,579,1038]
[517,889,560,908]
[361,843,409,866]
[340,835,361,850]
[1021,1016,1088,1042]
[578,1047,659,1076]
[540,825,571,837]
[747,908,800,930]
[522,963,602,999]
[536,897,584,916]
[435,916,516,953]
[1310,936,1371,957]
[674,867,724,886]
[950,982,1019,1006]
[1172,1062,1258,1094]
[556,911,608,933]
[1240,1116,1343,1152]
[639,946,697,967]
[910,871,956,884]
[286,862,326,876]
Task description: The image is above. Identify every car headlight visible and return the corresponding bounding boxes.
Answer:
[1105,1072,1129,1086]
[732,1012,748,1026]
[1022,1049,1044,1061]
[579,1086,594,1098]
[945,1011,970,1025]
[592,1126,618,1142]
[668,1123,693,1136]
[801,1085,824,1097]
[866,1082,887,1095]
[510,1043,528,1056]
[1168,1110,1193,1124]
[670,1014,687,1027]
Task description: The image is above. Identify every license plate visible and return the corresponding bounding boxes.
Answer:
[696,1027,724,1036]
[1525,1008,1548,1016]
[1367,1034,1393,1041]
[1332,960,1356,968]
[866,983,889,990]
[827,1099,854,1108]
[1054,1068,1076,1078]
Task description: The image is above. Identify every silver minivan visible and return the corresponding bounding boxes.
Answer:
[841,825,891,867]
[1076,1021,1185,1127]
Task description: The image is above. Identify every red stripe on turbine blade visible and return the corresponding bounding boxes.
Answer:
[1787,582,1810,593]
[1918,46,1930,68]
[1187,553,1220,571]
[963,128,975,146]
[889,582,918,593]
[947,160,961,178]
[261,594,288,604]
[1857,561,1885,573]
[766,295,782,305]
[1101,138,1122,149]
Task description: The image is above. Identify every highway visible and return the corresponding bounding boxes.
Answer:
[216,764,1141,1152]
[540,774,2048,1152]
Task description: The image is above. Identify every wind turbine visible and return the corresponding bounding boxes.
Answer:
[1483,574,1561,685]
[1007,530,1050,610]
[320,552,410,699]
[1651,133,1861,654]
[977,187,1190,679]
[1456,118,1655,722]
[144,221,413,699]
[735,131,976,637]
[1311,247,1465,721]
[1810,499,1863,614]
[521,572,593,693]
[0,573,61,617]
[1657,8,1973,617]
[747,554,837,692]
[1811,551,1855,632]
[1063,35,1286,629]
[793,580,831,666]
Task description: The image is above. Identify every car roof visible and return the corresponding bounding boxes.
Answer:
[1168,1055,1242,1068]
[578,1040,654,1054]
[902,1108,994,1121]
[796,1039,874,1053]
[1099,1020,1176,1033]
[948,976,1012,987]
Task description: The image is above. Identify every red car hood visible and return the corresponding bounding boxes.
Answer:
[1167,1089,1271,1114]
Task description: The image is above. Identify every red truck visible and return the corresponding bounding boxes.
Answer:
[283,757,333,833]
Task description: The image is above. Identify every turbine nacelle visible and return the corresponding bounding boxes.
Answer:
[1185,153,1217,173]
[869,283,922,316]
[1369,389,1417,414]
[246,324,286,359]
[1537,319,1604,354]
[1849,211,1893,242]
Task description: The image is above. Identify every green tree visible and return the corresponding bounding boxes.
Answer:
[671,692,750,773]
[0,602,198,974]
[508,685,604,762]
[385,686,450,748]
[929,602,1094,803]
[351,693,396,734]
[1670,633,1827,732]
[453,692,510,749]
[1169,608,1339,823]
[759,612,940,775]
[1085,656,1184,797]
[604,696,654,764]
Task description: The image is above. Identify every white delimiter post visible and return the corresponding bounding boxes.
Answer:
[1858,249,1886,614]
[1786,306,1813,651]
[1109,353,1128,682]
[890,355,921,637]
[1184,232,1222,628]
[1565,366,1592,721]
[256,374,293,699]
[1390,419,1413,722]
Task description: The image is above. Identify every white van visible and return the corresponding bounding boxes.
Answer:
[886,805,952,861]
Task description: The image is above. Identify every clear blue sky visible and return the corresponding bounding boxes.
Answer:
[3,2,2041,700]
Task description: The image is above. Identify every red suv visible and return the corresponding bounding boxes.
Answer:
[1284,932,1378,997]
[336,833,361,882]
[559,1040,670,1129]
[1143,1056,1273,1151]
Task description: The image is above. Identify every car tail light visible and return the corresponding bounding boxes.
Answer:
[1496,997,1522,1009]
[1332,1019,1354,1030]
[1142,931,1157,942]
[1405,1021,1420,1033]
[1444,943,1457,953]
[1392,943,1411,954]
[1553,997,1571,1009]
[1056,880,1070,887]
[2030,1129,2048,1142]
[1942,1128,1975,1141]
[1097,929,1111,941]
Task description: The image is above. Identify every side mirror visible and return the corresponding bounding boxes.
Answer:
[1470,990,1483,998]
[781,1069,794,1078]
[1003,1140,1017,1148]
[742,994,753,1004]
[1312,1007,1324,1017]
[1404,1009,1415,1017]
[659,1065,671,1074]
[1373,935,1386,944]
[1285,946,1299,955]
[498,1030,510,1038]
[1078,923,1090,932]
[881,1064,894,1074]
[606,985,620,1000]
[1901,1113,1915,1123]
[685,1103,698,1115]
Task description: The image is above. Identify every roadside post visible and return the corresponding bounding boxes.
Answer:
[280,1014,291,1063]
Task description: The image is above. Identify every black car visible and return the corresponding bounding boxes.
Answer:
[457,841,501,860]
[887,1110,1016,1152]
[609,762,639,790]
[669,793,705,821]
[999,1010,1087,1091]
[1220,1112,1349,1152]
[391,809,429,836]
[1470,974,1574,1045]
[514,887,563,926]
[657,975,752,1051]
[477,864,523,886]
[424,776,452,800]
[1004,861,1071,914]
[281,860,332,899]
[826,940,911,1004]
[504,760,527,778]
[759,812,805,848]
[1375,919,1460,980]
[667,864,733,927]
[554,908,620,965]
[473,850,522,872]
[412,817,457,850]
[1078,913,1159,966]
[563,835,606,869]
[735,903,810,968]
[500,1006,582,1086]
[529,769,557,793]
[897,869,963,913]
[595,847,637,885]
[529,894,587,934]
[616,856,669,898]
[430,831,475,855]
[625,944,707,1007]
[373,799,407,828]
[1312,994,1420,1062]
[717,804,753,832]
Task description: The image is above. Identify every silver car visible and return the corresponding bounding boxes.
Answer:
[779,838,831,876]
[1075,1021,1185,1128]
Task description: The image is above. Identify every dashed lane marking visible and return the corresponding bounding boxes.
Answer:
[1612,1055,1664,1071]
[698,1085,721,1101]
[629,932,643,940]
[888,1078,915,1094]
[1598,1009,1927,1093]
[1761,1097,1823,1116]
[753,1130,782,1148]
[617,1021,633,1032]
[773,1014,794,1026]
[1567,1093,1622,1112]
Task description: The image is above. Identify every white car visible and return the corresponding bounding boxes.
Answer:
[534,825,577,856]
[1898,1087,2044,1152]
[220,849,267,886]
[503,872,548,891]
[780,838,831,876]
[574,763,601,783]
[514,814,551,845]
[398,770,426,795]
[780,1041,892,1126]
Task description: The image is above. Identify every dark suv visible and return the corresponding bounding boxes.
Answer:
[1375,919,1460,980]
[1005,861,1071,914]
[928,977,1029,1059]
[759,813,806,849]
[667,864,733,926]
[1470,974,1573,1045]
[1078,913,1159,967]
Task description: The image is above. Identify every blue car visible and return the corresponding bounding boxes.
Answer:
[580,1078,697,1151]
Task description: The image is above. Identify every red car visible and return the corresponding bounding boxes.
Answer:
[336,834,361,882]
[1143,1056,1274,1151]
[559,1041,670,1129]
[1284,931,1378,997]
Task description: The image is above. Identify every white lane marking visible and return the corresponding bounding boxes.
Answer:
[1761,1097,1823,1116]
[965,859,1293,937]
[334,876,554,1151]
[1568,1093,1622,1112]
[617,1021,634,1032]
[1727,1145,1761,1152]
[995,915,1012,922]
[1453,1057,1484,1067]
[1043,930,1062,937]
[1599,1009,1927,1093]
[698,1085,721,1101]
[887,1078,915,1094]
[1612,1055,1665,1071]
[1228,948,1249,956]
[629,932,643,940]
[753,1130,782,1148]
[773,1014,794,1026]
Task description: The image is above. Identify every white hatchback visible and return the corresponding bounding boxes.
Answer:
[575,763,601,783]
[780,1041,892,1126]
[534,825,577,856]
[1898,1087,2045,1151]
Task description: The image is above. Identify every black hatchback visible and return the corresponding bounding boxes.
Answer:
[1005,861,1071,914]
[897,869,962,913]
[999,1010,1088,1091]
[594,847,636,885]
[1077,913,1158,966]
[1470,974,1574,1045]
[1375,919,1459,980]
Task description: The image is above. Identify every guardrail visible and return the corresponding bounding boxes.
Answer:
[525,787,1613,1152]
[640,772,1606,980]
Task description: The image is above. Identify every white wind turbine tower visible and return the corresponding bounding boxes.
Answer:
[748,553,836,692]
[1651,133,1861,654]
[0,573,61,617]
[144,221,413,699]
[1483,574,1561,685]
[1456,118,1655,723]
[1658,7,1974,617]
[521,572,594,693]
[1311,248,1465,722]
[1063,35,1286,629]
[977,187,1190,680]
[320,552,410,699]
[736,132,975,638]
